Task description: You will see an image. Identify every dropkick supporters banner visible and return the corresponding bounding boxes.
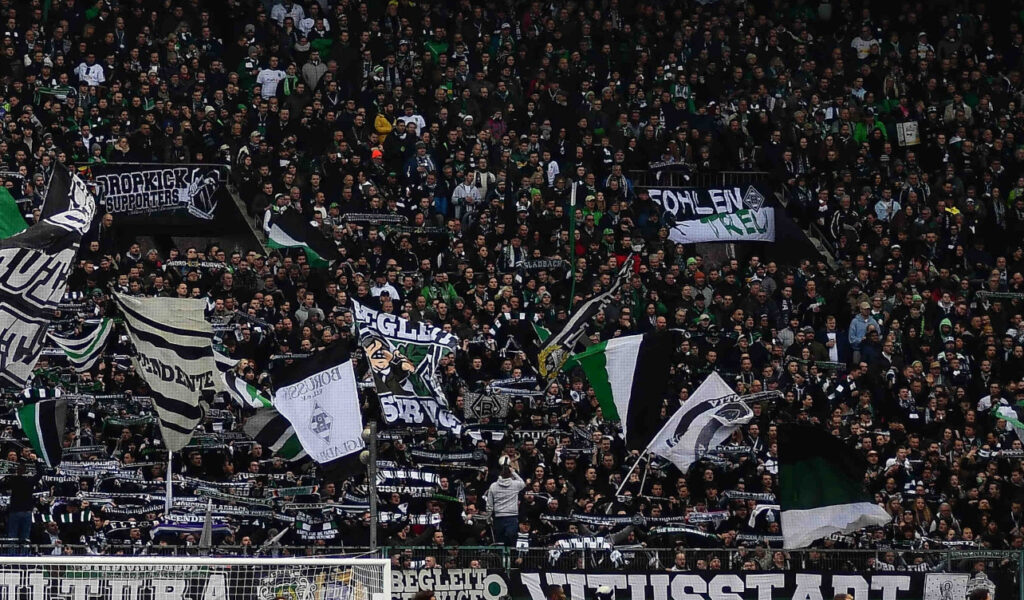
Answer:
[649,184,776,243]
[88,163,233,230]
[514,570,1008,600]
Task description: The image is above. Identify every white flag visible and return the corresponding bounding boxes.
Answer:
[272,343,364,464]
[647,372,753,473]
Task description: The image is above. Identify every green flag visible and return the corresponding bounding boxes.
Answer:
[0,187,27,239]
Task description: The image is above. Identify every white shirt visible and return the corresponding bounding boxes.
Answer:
[75,62,105,86]
[256,68,287,98]
[371,282,400,299]
[270,2,305,26]
[397,114,426,136]
[850,37,878,60]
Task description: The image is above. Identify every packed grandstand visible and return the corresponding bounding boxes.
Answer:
[0,0,1021,598]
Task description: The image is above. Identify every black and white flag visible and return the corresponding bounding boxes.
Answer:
[115,294,222,451]
[0,164,95,388]
[536,255,634,379]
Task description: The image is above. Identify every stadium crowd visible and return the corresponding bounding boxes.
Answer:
[0,0,1022,575]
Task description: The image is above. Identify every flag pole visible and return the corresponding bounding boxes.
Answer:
[165,449,173,516]
[568,182,577,310]
[616,448,651,496]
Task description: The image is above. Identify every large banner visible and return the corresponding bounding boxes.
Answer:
[352,300,462,434]
[115,294,221,451]
[649,184,776,243]
[515,570,1008,600]
[88,163,233,229]
[393,568,509,600]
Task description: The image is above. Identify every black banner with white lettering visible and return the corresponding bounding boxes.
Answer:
[86,163,237,232]
[514,570,1010,600]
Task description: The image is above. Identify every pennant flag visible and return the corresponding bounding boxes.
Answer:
[646,372,753,470]
[0,186,27,239]
[47,317,114,372]
[778,423,890,548]
[223,369,273,409]
[244,408,307,461]
[537,255,634,378]
[266,210,341,268]
[115,294,222,451]
[532,321,551,343]
[563,330,676,450]
[0,164,95,388]
[271,343,363,463]
[16,389,67,467]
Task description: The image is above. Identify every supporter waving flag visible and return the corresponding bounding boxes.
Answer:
[646,372,754,468]
[266,209,341,268]
[243,408,307,461]
[563,330,677,450]
[537,255,634,379]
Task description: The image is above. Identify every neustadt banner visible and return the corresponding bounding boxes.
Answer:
[87,163,234,230]
[649,184,776,244]
[514,570,1007,600]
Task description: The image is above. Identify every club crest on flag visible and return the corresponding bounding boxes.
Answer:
[309,401,333,442]
[742,185,765,211]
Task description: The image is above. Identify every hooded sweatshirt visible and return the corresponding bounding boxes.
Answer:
[485,470,525,518]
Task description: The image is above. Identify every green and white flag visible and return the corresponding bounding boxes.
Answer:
[223,369,273,409]
[0,186,26,239]
[996,405,1024,443]
[243,408,307,461]
[779,423,890,548]
[266,209,341,268]
[47,317,114,372]
[563,330,676,450]
[16,389,67,467]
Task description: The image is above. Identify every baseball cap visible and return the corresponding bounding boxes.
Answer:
[603,228,614,235]
[686,257,697,266]
[371,149,383,159]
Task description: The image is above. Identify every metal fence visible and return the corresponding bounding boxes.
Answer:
[627,169,773,189]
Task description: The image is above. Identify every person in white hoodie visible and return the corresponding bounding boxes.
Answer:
[485,455,525,545]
